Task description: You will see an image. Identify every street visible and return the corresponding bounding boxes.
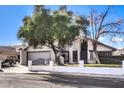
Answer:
[0,73,124,88]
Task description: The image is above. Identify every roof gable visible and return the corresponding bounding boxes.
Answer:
[75,36,116,51]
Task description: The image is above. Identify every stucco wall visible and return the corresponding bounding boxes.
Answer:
[27,46,51,51]
[27,46,55,61]
[27,39,81,63]
[20,50,27,65]
[20,38,114,65]
[113,49,124,56]
[88,40,113,51]
[87,40,113,62]
[64,38,80,63]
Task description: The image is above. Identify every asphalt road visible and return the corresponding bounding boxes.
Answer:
[0,73,124,88]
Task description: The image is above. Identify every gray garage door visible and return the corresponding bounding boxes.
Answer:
[28,51,51,61]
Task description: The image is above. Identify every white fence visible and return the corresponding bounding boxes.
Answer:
[28,60,124,75]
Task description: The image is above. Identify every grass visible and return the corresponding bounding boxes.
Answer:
[84,64,122,68]
[35,62,122,68]
[63,64,122,68]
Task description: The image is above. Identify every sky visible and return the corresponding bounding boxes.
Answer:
[0,5,124,48]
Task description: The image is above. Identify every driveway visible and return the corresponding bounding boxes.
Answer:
[2,64,30,73]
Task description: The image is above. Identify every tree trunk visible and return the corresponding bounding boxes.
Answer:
[50,43,64,65]
[92,41,101,64]
[54,52,64,65]
[93,50,101,64]
[50,43,63,65]
[55,53,60,65]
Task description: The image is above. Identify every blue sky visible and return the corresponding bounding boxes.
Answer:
[0,5,124,48]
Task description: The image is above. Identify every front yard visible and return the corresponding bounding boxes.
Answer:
[64,64,122,68]
[33,63,122,68]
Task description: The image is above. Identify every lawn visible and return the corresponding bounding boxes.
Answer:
[64,64,122,68]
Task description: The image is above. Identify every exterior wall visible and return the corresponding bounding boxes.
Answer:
[87,40,113,63]
[21,39,81,65]
[64,38,81,63]
[27,46,55,61]
[88,40,113,52]
[26,42,81,64]
[27,46,51,51]
[21,38,115,65]
[20,50,27,65]
[20,46,55,65]
[113,49,124,56]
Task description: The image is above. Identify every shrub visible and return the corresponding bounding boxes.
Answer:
[100,57,122,64]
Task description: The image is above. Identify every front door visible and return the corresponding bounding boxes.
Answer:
[73,51,78,63]
[61,51,69,64]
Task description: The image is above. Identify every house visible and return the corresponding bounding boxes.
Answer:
[113,48,124,56]
[19,36,116,65]
[10,45,27,60]
[0,46,17,60]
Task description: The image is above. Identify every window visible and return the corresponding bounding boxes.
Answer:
[73,51,78,63]
[98,51,112,57]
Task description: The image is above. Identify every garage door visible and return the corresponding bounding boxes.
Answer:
[28,51,51,61]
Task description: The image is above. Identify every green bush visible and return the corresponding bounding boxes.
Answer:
[100,57,122,64]
[111,56,124,60]
[85,64,121,68]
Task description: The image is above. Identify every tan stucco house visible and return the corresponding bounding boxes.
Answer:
[19,36,116,65]
[113,48,124,56]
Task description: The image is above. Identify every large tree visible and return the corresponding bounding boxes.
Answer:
[17,5,89,65]
[88,6,124,64]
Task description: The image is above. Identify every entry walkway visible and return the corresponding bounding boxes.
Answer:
[1,64,51,74]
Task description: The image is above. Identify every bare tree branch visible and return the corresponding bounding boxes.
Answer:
[98,6,111,32]
[88,6,124,64]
